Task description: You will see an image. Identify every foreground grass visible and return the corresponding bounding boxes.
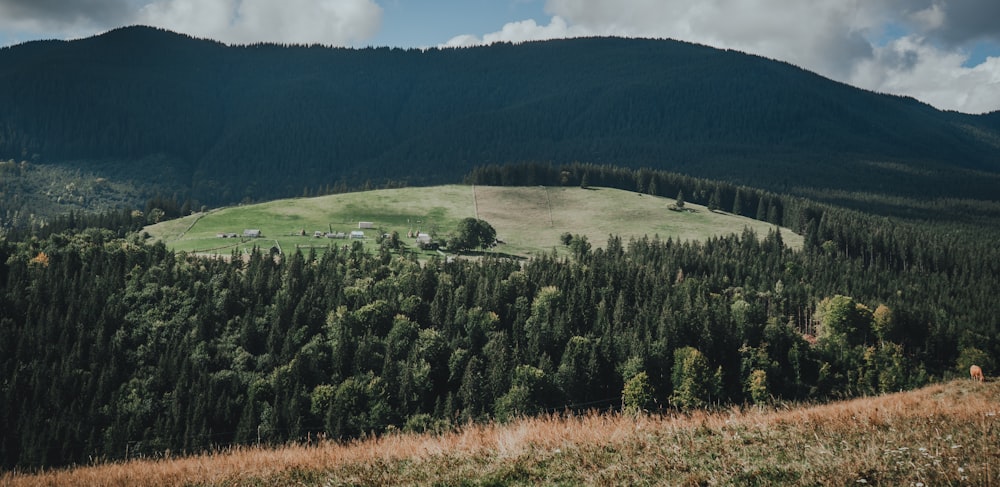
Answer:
[7,380,997,486]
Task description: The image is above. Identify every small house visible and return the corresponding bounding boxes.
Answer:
[350,230,365,239]
[314,231,325,238]
[243,229,262,238]
[415,233,432,245]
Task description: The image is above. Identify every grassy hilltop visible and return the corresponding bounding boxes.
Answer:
[8,379,997,486]
[145,185,802,258]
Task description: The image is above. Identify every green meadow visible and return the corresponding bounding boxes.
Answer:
[144,185,802,258]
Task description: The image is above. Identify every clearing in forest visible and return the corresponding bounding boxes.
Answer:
[144,185,802,258]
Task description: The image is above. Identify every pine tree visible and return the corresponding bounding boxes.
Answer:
[708,188,721,212]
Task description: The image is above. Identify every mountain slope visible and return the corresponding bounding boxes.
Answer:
[1,26,998,207]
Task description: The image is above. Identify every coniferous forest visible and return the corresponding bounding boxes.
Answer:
[2,164,997,470]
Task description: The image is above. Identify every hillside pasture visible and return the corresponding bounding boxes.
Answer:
[474,185,801,256]
[144,185,802,257]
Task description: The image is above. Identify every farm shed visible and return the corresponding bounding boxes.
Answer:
[350,230,365,239]
[243,229,262,238]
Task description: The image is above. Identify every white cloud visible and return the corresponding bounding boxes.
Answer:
[445,0,1000,113]
[851,36,1000,113]
[909,4,944,32]
[0,0,133,41]
[136,0,383,46]
[482,16,574,44]
[441,34,481,49]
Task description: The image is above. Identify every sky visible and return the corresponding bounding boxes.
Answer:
[1,0,998,114]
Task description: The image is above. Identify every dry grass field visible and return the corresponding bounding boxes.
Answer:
[7,379,996,486]
[474,185,799,257]
[144,185,802,258]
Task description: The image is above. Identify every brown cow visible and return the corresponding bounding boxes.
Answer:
[970,365,985,382]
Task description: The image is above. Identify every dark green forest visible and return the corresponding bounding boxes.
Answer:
[1,26,999,226]
[2,165,997,470]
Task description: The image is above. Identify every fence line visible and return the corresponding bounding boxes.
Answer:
[472,185,480,219]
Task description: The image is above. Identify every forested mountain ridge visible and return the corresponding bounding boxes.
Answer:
[2,25,998,212]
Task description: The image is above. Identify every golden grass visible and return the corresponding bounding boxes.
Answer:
[7,380,998,486]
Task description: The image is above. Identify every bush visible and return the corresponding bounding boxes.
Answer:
[622,371,655,414]
[670,347,722,409]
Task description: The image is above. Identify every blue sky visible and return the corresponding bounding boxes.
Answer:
[1,0,998,114]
